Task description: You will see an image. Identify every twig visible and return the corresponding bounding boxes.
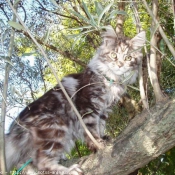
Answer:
[172,0,175,34]
[131,0,149,109]
[145,41,165,56]
[130,1,142,32]
[0,88,7,106]
[6,0,102,150]
[166,56,175,67]
[71,82,103,99]
[71,72,136,99]
[142,0,175,59]
[7,115,29,132]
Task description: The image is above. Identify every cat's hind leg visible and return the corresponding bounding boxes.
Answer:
[30,127,83,175]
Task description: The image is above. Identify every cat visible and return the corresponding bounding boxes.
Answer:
[5,26,145,175]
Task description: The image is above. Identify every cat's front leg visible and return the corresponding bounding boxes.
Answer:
[83,117,106,152]
[35,148,83,175]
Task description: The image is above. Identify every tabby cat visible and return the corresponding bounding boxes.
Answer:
[5,26,145,175]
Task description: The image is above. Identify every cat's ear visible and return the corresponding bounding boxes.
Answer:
[130,31,146,49]
[101,26,117,46]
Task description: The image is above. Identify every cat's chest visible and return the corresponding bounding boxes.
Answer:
[90,82,126,109]
[103,83,126,105]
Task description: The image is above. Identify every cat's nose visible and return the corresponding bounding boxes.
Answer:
[118,61,124,68]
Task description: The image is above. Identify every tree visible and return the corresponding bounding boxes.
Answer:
[0,1,19,173]
[79,98,175,175]
[1,0,175,174]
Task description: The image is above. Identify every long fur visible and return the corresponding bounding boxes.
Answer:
[4,27,145,175]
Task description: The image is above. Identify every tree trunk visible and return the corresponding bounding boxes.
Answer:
[115,1,125,36]
[0,1,19,173]
[73,98,175,175]
[149,0,166,103]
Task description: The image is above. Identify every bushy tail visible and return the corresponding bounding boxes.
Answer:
[6,134,20,172]
[5,129,33,172]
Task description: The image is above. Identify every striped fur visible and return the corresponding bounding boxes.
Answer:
[5,27,145,175]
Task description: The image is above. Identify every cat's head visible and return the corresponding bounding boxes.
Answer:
[89,26,146,82]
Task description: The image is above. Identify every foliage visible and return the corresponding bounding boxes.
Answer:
[67,141,91,159]
[140,147,175,175]
[161,57,175,95]
[106,104,129,137]
[1,0,175,174]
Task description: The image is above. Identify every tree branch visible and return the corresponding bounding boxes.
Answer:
[21,31,86,67]
[130,1,149,109]
[36,0,83,25]
[66,98,175,175]
[142,0,175,59]
[148,0,167,103]
[115,1,126,36]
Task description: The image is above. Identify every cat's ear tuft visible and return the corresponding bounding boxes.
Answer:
[101,26,117,46]
[130,31,146,49]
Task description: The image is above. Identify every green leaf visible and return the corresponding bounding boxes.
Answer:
[69,10,96,28]
[70,10,90,23]
[43,28,51,44]
[82,1,96,26]
[14,0,21,5]
[67,34,80,39]
[67,29,96,39]
[49,0,59,7]
[74,29,96,36]
[127,85,140,91]
[97,2,113,27]
[107,10,127,20]
[95,1,104,16]
[22,52,36,57]
[159,39,165,53]
[8,21,24,30]
[68,25,93,31]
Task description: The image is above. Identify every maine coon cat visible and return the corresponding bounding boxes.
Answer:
[5,26,145,175]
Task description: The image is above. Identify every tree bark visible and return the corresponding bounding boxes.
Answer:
[148,0,166,103]
[115,1,125,36]
[73,98,175,175]
[142,0,175,59]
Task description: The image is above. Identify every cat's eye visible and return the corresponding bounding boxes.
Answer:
[110,51,117,61]
[124,55,132,61]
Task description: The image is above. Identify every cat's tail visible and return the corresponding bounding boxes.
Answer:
[5,130,33,172]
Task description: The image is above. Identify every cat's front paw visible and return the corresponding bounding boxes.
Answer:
[68,164,84,175]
